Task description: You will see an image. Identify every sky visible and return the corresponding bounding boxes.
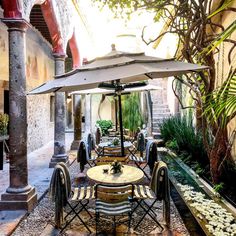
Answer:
[76,0,178,60]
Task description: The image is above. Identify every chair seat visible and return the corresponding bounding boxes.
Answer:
[96,200,132,215]
[71,186,95,201]
[129,155,145,162]
[134,185,155,199]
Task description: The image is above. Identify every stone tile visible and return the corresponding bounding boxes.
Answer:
[0,210,26,236]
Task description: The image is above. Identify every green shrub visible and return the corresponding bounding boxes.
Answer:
[160,115,207,162]
[122,93,143,136]
[96,120,113,136]
[0,113,9,136]
[166,139,179,151]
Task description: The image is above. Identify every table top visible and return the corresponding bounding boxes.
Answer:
[87,164,144,185]
[98,141,132,148]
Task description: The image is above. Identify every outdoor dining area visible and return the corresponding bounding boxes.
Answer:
[49,129,171,235]
[29,44,208,235]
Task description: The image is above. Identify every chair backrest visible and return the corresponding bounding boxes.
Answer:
[95,184,134,203]
[96,156,128,165]
[86,133,94,156]
[95,127,102,145]
[49,162,72,227]
[137,132,145,152]
[150,161,170,226]
[102,146,122,156]
[49,162,71,203]
[150,161,170,201]
[77,140,88,172]
[146,140,158,174]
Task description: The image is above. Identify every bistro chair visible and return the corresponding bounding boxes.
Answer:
[49,162,94,233]
[129,139,158,179]
[132,161,170,231]
[95,183,134,234]
[77,140,97,172]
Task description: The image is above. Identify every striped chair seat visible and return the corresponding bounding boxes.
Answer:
[71,186,95,201]
[96,200,132,215]
[129,155,145,162]
[134,185,155,199]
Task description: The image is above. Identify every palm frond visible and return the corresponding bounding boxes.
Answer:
[203,70,236,127]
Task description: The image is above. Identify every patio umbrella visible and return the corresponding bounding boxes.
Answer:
[28,46,208,95]
[28,45,208,156]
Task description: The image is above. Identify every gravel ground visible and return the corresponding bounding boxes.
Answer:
[12,161,190,236]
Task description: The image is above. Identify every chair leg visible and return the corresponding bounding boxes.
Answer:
[61,201,91,233]
[113,216,116,235]
[134,200,163,231]
[96,212,99,235]
[128,212,132,233]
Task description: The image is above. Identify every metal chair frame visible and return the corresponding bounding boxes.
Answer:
[60,185,95,233]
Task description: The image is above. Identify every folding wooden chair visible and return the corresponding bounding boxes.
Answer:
[95,184,134,234]
[49,162,94,233]
[129,139,158,179]
[132,161,170,231]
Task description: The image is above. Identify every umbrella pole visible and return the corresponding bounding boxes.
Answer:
[115,98,118,132]
[118,93,125,156]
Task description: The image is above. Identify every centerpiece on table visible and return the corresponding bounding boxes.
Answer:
[110,160,123,174]
[112,137,120,146]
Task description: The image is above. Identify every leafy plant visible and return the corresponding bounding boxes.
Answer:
[112,137,120,146]
[160,115,207,163]
[110,160,123,174]
[0,113,9,136]
[213,182,224,193]
[96,120,113,136]
[166,139,179,151]
[121,92,143,136]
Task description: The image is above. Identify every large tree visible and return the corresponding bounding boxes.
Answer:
[93,0,236,183]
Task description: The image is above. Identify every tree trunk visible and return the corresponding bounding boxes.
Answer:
[209,127,229,184]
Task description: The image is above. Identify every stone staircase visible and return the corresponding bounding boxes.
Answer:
[152,104,171,138]
[149,78,171,139]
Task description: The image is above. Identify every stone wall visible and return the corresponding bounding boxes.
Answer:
[0,21,54,153]
[26,28,54,153]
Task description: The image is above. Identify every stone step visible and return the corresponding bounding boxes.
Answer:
[152,104,169,108]
[153,116,170,122]
[152,112,171,117]
[152,108,170,112]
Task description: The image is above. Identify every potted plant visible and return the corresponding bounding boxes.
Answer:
[110,160,123,174]
[112,137,120,146]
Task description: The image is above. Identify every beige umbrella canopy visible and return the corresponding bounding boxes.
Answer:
[29,45,208,156]
[28,46,208,95]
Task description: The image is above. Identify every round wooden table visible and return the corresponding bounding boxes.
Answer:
[87,165,144,185]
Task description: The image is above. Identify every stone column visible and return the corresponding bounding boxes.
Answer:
[49,54,68,168]
[70,94,82,150]
[0,19,37,211]
[84,94,91,133]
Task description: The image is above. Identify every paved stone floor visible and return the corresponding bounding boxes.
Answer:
[0,133,74,236]
[0,133,189,236]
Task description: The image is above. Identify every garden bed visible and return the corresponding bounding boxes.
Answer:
[159,148,236,236]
